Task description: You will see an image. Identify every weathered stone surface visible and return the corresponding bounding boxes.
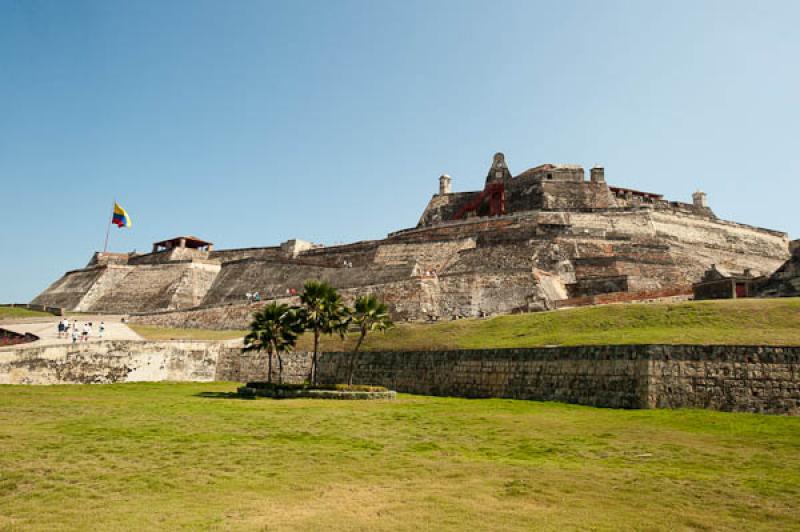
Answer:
[2,342,798,414]
[0,341,226,384]
[759,240,800,297]
[33,156,790,320]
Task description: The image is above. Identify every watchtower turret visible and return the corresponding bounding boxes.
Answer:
[693,190,708,209]
[439,174,452,195]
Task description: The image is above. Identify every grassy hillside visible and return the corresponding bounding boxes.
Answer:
[0,382,797,531]
[298,297,800,351]
[0,306,51,320]
[130,298,800,350]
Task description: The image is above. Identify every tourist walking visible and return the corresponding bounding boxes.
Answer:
[71,326,78,344]
[99,321,105,339]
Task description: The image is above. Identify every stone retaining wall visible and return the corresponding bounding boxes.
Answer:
[0,341,226,384]
[1,342,797,414]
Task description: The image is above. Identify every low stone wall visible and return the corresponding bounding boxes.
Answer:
[0,341,228,385]
[1,342,797,414]
[218,345,800,414]
[646,345,800,414]
[315,347,650,409]
[312,345,800,414]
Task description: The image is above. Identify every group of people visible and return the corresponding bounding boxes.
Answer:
[245,291,261,303]
[57,318,105,344]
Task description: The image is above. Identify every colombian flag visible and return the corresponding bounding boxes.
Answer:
[112,202,132,228]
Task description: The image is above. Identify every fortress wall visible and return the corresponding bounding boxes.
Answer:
[373,238,477,272]
[314,348,649,409]
[312,345,800,414]
[417,191,480,227]
[75,266,137,311]
[392,216,525,242]
[645,345,800,413]
[210,247,283,263]
[760,251,800,297]
[649,211,788,259]
[199,259,415,307]
[128,248,206,265]
[129,301,270,330]
[31,267,112,310]
[129,277,429,329]
[504,177,544,212]
[88,263,198,313]
[4,342,797,414]
[568,211,653,234]
[442,243,540,275]
[540,181,618,210]
[0,340,225,384]
[170,263,221,309]
[295,240,380,268]
[565,210,788,281]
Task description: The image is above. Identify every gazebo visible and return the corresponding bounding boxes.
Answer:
[151,236,214,253]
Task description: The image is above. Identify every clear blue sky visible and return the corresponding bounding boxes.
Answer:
[2,0,799,302]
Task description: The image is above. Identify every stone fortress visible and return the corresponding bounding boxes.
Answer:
[33,153,794,327]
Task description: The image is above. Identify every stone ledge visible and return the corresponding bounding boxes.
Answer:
[237,386,396,400]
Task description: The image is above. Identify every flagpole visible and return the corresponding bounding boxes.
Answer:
[103,199,114,253]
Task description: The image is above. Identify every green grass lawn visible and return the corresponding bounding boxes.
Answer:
[297,297,800,351]
[0,382,797,531]
[128,324,248,341]
[126,298,800,349]
[0,306,51,320]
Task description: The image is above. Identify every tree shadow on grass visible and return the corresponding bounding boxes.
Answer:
[194,391,255,400]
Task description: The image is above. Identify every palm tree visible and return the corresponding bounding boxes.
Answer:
[299,281,349,385]
[243,302,305,384]
[347,295,393,385]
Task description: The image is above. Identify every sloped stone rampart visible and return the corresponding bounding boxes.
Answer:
[31,267,109,310]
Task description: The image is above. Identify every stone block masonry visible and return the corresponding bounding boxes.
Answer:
[34,153,791,321]
[1,342,798,414]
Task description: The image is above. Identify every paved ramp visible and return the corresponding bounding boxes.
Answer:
[1,316,143,346]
